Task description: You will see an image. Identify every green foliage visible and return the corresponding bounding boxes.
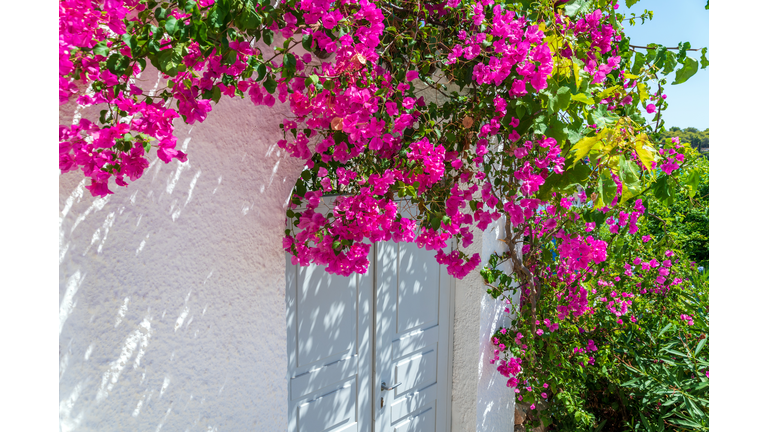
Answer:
[643,150,709,268]
[663,127,709,154]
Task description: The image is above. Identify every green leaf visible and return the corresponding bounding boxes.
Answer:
[106,54,131,74]
[595,85,622,102]
[430,215,441,231]
[700,47,709,69]
[672,57,699,85]
[652,175,671,202]
[571,93,594,105]
[687,169,701,198]
[598,171,617,207]
[282,53,297,79]
[255,63,267,82]
[263,74,277,93]
[121,33,137,52]
[157,45,184,74]
[694,335,708,356]
[549,86,572,113]
[663,51,677,74]
[631,52,645,75]
[93,41,110,57]
[211,85,222,104]
[570,130,607,164]
[658,322,673,336]
[537,161,591,198]
[207,4,227,29]
[619,155,642,203]
[240,10,261,29]
[165,16,178,35]
[564,0,590,17]
[591,104,619,128]
[263,29,274,46]
[302,33,313,51]
[625,0,640,8]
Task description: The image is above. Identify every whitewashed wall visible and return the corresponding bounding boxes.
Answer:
[59,66,520,432]
[451,216,518,432]
[59,77,304,431]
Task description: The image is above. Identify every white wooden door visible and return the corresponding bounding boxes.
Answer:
[374,241,452,432]
[286,254,374,432]
[286,240,452,432]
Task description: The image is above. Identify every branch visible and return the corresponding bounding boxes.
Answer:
[629,44,702,52]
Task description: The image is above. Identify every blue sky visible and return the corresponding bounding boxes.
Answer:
[620,0,709,130]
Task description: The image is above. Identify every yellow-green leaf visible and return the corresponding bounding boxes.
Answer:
[595,85,622,101]
[570,130,607,165]
[623,72,640,80]
[571,93,595,105]
[637,82,649,104]
[634,133,656,171]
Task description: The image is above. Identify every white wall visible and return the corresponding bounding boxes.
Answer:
[60,66,520,432]
[59,75,304,431]
[451,216,519,432]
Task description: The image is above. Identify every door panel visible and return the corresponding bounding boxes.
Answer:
[392,402,436,432]
[287,253,373,432]
[295,266,358,367]
[376,241,451,432]
[296,376,357,432]
[396,246,440,333]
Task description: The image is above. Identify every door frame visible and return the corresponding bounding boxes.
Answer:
[286,195,456,432]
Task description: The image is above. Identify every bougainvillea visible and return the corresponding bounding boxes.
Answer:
[59,0,708,428]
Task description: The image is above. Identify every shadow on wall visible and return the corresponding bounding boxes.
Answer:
[59,68,306,431]
[476,215,519,431]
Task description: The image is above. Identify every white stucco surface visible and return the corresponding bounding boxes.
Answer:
[451,215,519,432]
[475,217,519,431]
[59,76,304,431]
[60,59,522,432]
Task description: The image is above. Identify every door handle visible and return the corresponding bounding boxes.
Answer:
[381,381,402,391]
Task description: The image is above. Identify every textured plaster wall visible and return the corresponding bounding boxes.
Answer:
[451,215,519,431]
[58,70,304,431]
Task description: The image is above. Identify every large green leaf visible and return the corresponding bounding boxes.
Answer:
[571,93,594,105]
[549,86,572,113]
[564,0,590,17]
[598,171,617,207]
[537,161,592,198]
[591,104,619,128]
[157,45,184,75]
[672,57,699,85]
[686,169,701,199]
[263,74,277,93]
[165,16,179,35]
[93,40,110,57]
[619,155,643,203]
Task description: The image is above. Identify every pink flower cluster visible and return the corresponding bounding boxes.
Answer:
[659,138,686,175]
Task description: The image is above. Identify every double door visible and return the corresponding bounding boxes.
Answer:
[286,241,453,432]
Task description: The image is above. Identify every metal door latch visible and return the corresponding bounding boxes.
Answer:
[381,381,402,391]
